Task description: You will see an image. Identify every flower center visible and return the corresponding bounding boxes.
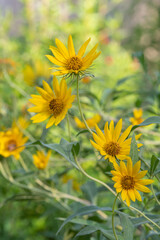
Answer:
[7,140,17,151]
[121,176,135,190]
[103,142,120,156]
[67,57,82,70]
[49,98,64,117]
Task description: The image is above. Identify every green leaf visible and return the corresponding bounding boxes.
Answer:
[72,142,80,156]
[81,181,97,203]
[130,133,139,163]
[75,226,99,237]
[56,205,112,235]
[132,116,160,131]
[40,127,49,141]
[25,139,79,169]
[75,227,121,240]
[58,217,123,240]
[119,212,134,240]
[149,155,160,176]
[41,138,79,169]
[131,214,160,226]
[100,229,124,240]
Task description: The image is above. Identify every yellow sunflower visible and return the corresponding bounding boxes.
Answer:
[46,35,101,76]
[111,158,154,206]
[130,108,144,125]
[28,77,75,128]
[90,119,142,163]
[74,114,101,129]
[33,150,51,170]
[0,126,28,160]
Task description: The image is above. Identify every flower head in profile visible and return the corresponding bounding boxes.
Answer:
[74,114,101,129]
[33,150,51,169]
[0,126,28,160]
[130,108,144,125]
[90,119,142,163]
[46,35,101,77]
[111,158,154,206]
[28,77,75,128]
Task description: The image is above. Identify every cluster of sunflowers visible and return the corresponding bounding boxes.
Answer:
[0,35,154,209]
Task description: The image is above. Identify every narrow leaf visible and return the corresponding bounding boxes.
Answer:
[149,155,160,176]
[132,116,160,131]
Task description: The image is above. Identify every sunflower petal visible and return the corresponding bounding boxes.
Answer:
[135,183,151,193]
[118,125,132,144]
[78,38,91,57]
[68,35,75,57]
[113,119,122,141]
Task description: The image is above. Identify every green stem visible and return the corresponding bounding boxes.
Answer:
[74,154,117,196]
[112,193,119,240]
[151,184,160,205]
[66,113,71,142]
[76,75,92,135]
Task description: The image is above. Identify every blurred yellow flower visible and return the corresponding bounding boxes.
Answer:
[23,65,35,86]
[0,126,28,160]
[82,76,91,84]
[13,117,30,130]
[74,114,101,129]
[28,77,75,128]
[130,108,144,125]
[62,174,81,191]
[46,35,101,76]
[23,60,50,86]
[90,119,142,163]
[111,158,154,206]
[33,150,51,169]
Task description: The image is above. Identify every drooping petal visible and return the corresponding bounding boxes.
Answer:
[121,189,127,201]
[126,194,130,206]
[128,189,136,202]
[134,189,142,201]
[46,116,56,128]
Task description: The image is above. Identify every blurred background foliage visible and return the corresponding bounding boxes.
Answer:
[0,0,160,239]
